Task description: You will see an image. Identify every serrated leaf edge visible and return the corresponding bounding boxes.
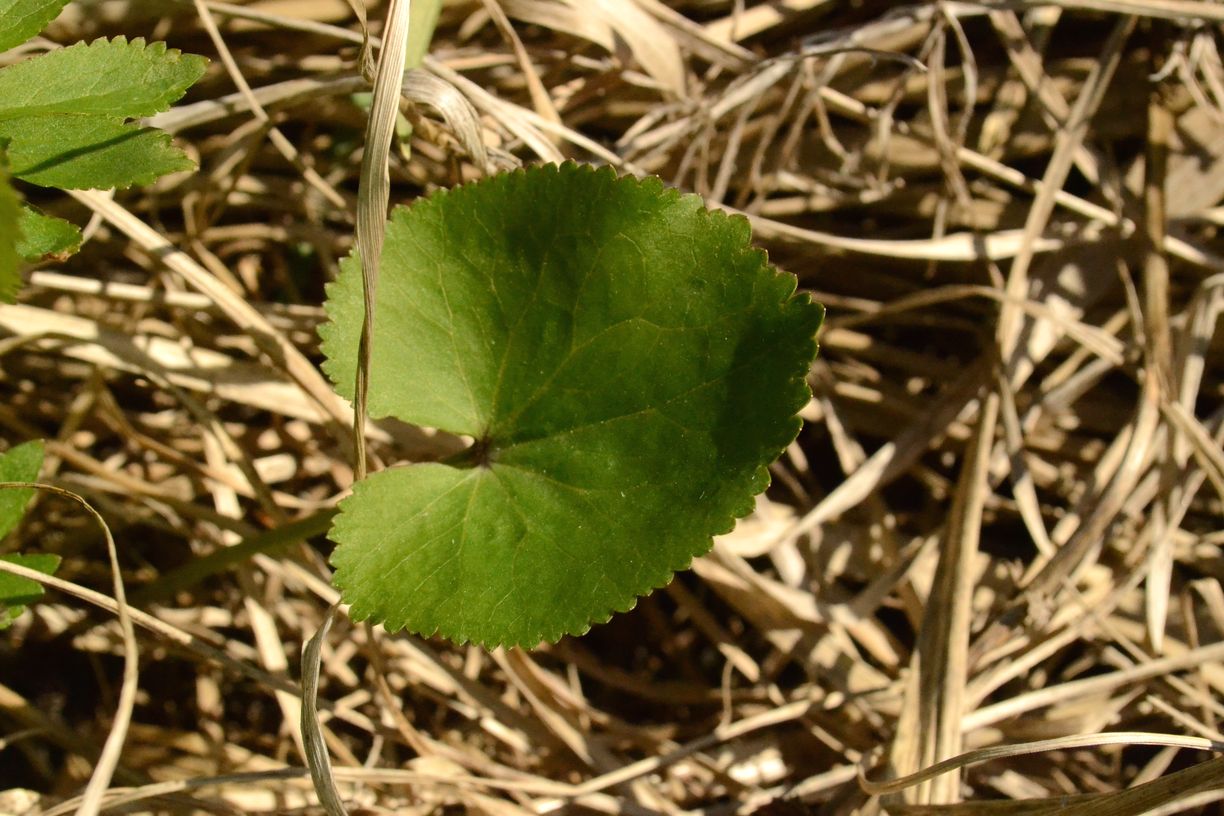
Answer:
[0,36,207,118]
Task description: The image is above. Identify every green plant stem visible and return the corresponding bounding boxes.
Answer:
[130,509,337,605]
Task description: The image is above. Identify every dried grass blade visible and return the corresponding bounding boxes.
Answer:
[889,754,1224,816]
[500,0,686,96]
[66,190,354,437]
[996,370,1055,556]
[704,0,835,43]
[402,69,490,171]
[1143,51,1176,652]
[782,359,989,542]
[909,392,999,803]
[998,14,1134,366]
[479,0,561,127]
[964,639,1224,730]
[1160,401,1224,501]
[301,604,348,816]
[862,731,1224,797]
[191,0,347,208]
[352,0,414,481]
[1028,0,1224,23]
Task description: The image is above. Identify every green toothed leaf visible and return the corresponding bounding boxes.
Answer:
[321,162,822,647]
[0,37,206,189]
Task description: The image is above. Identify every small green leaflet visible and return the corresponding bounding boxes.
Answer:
[0,440,56,628]
[0,553,59,629]
[0,0,70,53]
[0,37,206,189]
[322,163,823,647]
[0,148,79,301]
[17,204,80,261]
[0,440,43,541]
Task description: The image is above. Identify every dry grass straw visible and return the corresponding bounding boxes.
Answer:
[0,1,1222,814]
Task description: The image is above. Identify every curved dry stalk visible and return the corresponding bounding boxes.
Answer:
[0,483,138,816]
[301,0,419,812]
[301,604,348,816]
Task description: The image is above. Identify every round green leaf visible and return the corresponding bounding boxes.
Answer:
[321,162,822,647]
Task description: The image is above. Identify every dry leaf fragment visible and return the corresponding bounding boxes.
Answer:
[499,0,686,96]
